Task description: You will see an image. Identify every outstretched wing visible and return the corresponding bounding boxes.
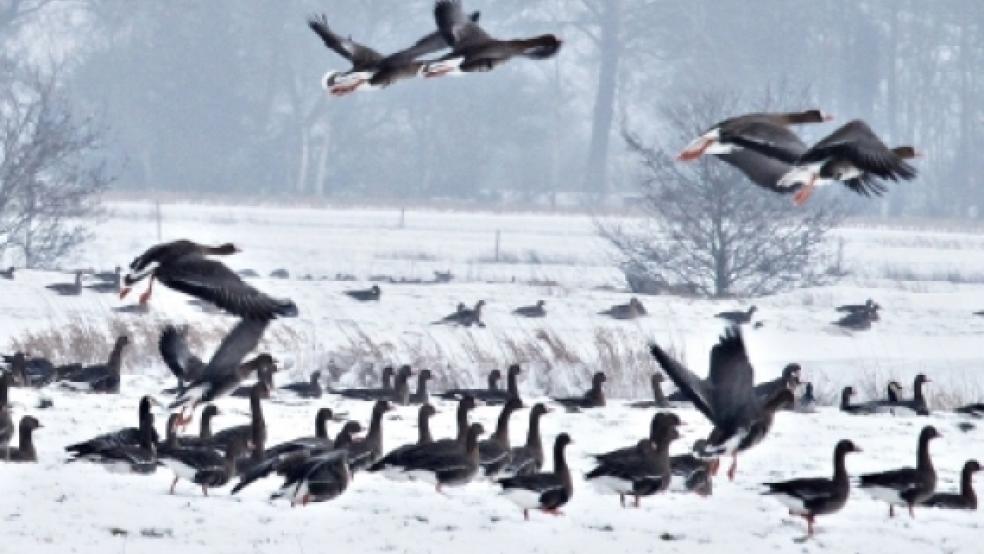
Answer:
[803,120,917,181]
[649,342,714,422]
[159,325,205,382]
[435,0,491,49]
[707,328,756,425]
[203,318,270,376]
[307,14,383,69]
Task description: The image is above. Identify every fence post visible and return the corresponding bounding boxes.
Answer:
[494,230,501,263]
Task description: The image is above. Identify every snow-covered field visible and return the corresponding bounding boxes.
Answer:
[3,201,984,553]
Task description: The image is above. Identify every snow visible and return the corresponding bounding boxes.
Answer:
[2,202,984,553]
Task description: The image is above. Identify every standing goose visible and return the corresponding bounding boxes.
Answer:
[500,403,550,478]
[389,365,413,405]
[159,324,206,392]
[67,411,158,474]
[876,374,930,416]
[839,386,880,415]
[0,416,41,462]
[478,398,522,477]
[753,363,802,401]
[670,440,714,496]
[60,335,129,394]
[344,285,381,302]
[157,414,234,495]
[497,433,573,521]
[956,403,984,418]
[369,404,439,480]
[269,449,351,507]
[922,460,980,510]
[330,366,396,401]
[0,373,12,448]
[168,318,272,424]
[650,328,794,480]
[837,298,879,315]
[210,382,268,455]
[590,413,680,466]
[423,0,561,78]
[396,423,485,493]
[188,440,244,496]
[120,240,297,319]
[371,396,476,472]
[677,110,832,162]
[437,368,501,402]
[408,369,432,405]
[45,271,82,295]
[486,364,523,406]
[344,400,394,471]
[512,300,546,318]
[628,373,669,409]
[552,372,606,411]
[164,405,221,450]
[715,306,757,325]
[65,396,161,461]
[763,439,862,540]
[231,361,277,398]
[280,371,323,399]
[794,382,818,413]
[859,425,940,518]
[586,413,681,507]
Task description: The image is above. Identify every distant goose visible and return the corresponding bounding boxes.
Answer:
[65,396,161,464]
[627,373,669,409]
[753,363,802,401]
[651,328,794,480]
[307,10,479,96]
[859,425,940,518]
[512,300,546,318]
[834,306,878,331]
[763,439,861,540]
[0,373,13,448]
[486,364,523,406]
[956,403,984,418]
[433,300,485,327]
[422,0,562,79]
[45,271,82,296]
[478,398,522,477]
[210,382,269,456]
[0,416,41,462]
[343,400,394,471]
[599,297,646,320]
[552,372,606,411]
[121,240,297,320]
[5,352,58,388]
[269,449,351,506]
[388,365,413,406]
[836,298,880,316]
[677,110,832,162]
[407,369,432,405]
[168,318,273,425]
[715,306,757,325]
[230,362,277,398]
[866,374,930,416]
[280,371,323,399]
[344,285,381,302]
[438,369,502,402]
[371,396,476,473]
[922,460,980,510]
[0,266,13,279]
[586,413,681,507]
[159,325,206,392]
[60,335,129,394]
[497,433,573,521]
[369,404,439,481]
[500,403,550,478]
[330,366,397,401]
[794,382,818,413]
[85,266,121,293]
[839,386,879,415]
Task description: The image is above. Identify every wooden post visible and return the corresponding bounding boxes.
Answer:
[494,230,501,263]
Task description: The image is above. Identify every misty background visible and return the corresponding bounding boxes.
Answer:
[3,0,982,216]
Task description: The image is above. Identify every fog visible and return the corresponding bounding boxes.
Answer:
[5,0,983,216]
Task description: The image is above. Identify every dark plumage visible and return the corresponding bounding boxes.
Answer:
[0,266,14,279]
[330,366,397,401]
[552,372,606,411]
[500,403,550,478]
[627,373,669,409]
[158,414,241,496]
[369,396,476,474]
[670,441,714,496]
[859,425,940,518]
[512,300,546,318]
[210,382,268,456]
[45,271,82,295]
[763,439,861,540]
[433,300,485,327]
[159,324,206,391]
[121,240,297,320]
[438,368,502,402]
[423,0,561,78]
[344,400,394,471]
[715,306,757,325]
[65,396,161,466]
[834,304,880,331]
[270,449,351,506]
[0,416,41,463]
[677,110,832,163]
[598,297,646,320]
[794,382,817,413]
[391,422,485,493]
[651,328,794,480]
[407,369,432,405]
[497,433,573,521]
[369,404,439,481]
[344,285,381,302]
[478,398,522,477]
[753,363,802,402]
[280,371,323,399]
[0,373,13,448]
[230,362,277,398]
[922,460,980,510]
[837,298,880,316]
[59,335,129,394]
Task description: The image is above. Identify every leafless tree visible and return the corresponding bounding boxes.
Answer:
[600,90,844,298]
[0,60,110,268]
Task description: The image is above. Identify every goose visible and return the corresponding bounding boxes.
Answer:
[158,414,241,495]
[0,373,13,448]
[370,396,476,472]
[433,300,485,327]
[794,382,818,413]
[651,328,794,480]
[677,110,832,162]
[121,240,297,319]
[956,403,984,418]
[840,386,879,415]
[5,353,61,388]
[763,439,861,540]
[586,413,681,507]
[59,335,129,394]
[230,361,277,398]
[408,369,432,405]
[552,372,606,411]
[859,425,940,518]
[269,449,351,506]
[512,300,546,318]
[866,374,930,416]
[279,371,323,399]
[485,364,523,406]
[715,306,757,325]
[753,363,802,401]
[590,413,680,466]
[85,266,121,293]
[45,271,82,295]
[422,0,561,78]
[0,416,41,462]
[368,404,439,481]
[0,266,13,279]
[390,423,485,493]
[670,440,714,496]
[599,297,647,320]
[330,366,398,401]
[437,369,502,402]
[344,400,394,471]
[922,460,980,510]
[499,403,550,478]
[166,405,221,449]
[497,433,573,521]
[168,318,273,425]
[159,324,206,392]
[307,11,479,96]
[478,398,522,477]
[627,373,669,409]
[67,411,158,474]
[65,396,161,463]
[836,298,879,315]
[834,306,878,331]
[210,382,268,455]
[344,285,381,302]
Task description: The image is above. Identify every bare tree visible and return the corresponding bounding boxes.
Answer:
[0,60,110,268]
[601,90,843,298]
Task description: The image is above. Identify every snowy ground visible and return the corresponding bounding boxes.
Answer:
[3,202,984,553]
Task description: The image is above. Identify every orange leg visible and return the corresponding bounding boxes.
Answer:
[727,455,738,481]
[138,276,155,305]
[793,175,817,206]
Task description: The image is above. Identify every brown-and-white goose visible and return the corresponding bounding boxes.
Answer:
[678,110,832,162]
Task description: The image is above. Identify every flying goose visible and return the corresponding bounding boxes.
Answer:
[677,110,832,162]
